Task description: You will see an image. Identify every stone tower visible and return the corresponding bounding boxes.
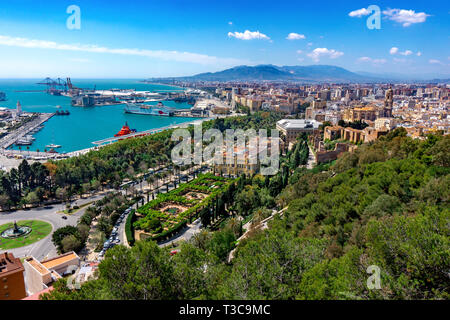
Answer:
[382,88,393,118]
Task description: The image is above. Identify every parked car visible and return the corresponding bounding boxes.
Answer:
[61,216,67,220]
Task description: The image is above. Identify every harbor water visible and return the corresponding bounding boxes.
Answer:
[0,79,194,153]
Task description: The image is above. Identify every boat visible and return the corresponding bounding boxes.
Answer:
[124,102,174,116]
[55,105,70,115]
[45,144,61,149]
[114,122,137,137]
[16,137,33,145]
[0,91,6,101]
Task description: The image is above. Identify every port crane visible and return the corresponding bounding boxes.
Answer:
[36,77,68,95]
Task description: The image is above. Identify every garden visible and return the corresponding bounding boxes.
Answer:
[0,220,52,250]
[133,173,234,242]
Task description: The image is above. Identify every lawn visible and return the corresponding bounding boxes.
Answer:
[0,220,52,250]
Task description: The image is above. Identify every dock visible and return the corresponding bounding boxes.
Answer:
[91,118,212,146]
[0,113,55,149]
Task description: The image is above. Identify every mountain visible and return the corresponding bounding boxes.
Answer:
[278,65,372,82]
[178,65,291,81]
[149,64,383,83]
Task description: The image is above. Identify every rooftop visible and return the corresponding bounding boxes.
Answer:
[277,119,322,130]
[41,251,79,270]
[25,257,50,276]
[0,252,24,276]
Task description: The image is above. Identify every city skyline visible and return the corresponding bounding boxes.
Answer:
[0,0,448,78]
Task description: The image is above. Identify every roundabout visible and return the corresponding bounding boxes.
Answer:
[0,220,52,250]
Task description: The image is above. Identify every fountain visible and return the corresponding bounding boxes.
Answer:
[0,221,32,239]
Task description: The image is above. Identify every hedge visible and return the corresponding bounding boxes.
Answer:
[125,209,136,246]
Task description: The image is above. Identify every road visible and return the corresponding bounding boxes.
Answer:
[0,194,103,260]
[2,165,211,261]
[159,218,203,248]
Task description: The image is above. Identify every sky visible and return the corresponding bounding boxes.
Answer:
[0,0,448,78]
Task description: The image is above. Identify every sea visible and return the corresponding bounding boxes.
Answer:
[0,79,195,153]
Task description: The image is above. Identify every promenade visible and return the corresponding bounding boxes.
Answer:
[0,113,54,149]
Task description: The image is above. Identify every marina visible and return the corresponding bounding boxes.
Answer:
[0,79,209,156]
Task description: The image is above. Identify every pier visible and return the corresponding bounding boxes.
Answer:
[91,118,211,146]
[0,113,55,149]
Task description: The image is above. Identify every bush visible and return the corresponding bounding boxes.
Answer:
[125,210,136,246]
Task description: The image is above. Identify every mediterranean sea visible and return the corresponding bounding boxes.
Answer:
[0,79,194,153]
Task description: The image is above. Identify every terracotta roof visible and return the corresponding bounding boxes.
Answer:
[25,257,50,276]
[41,251,79,270]
[0,252,24,276]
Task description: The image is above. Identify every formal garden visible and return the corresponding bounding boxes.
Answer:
[0,220,52,250]
[132,173,234,242]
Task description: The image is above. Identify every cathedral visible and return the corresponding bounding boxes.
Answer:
[379,88,393,118]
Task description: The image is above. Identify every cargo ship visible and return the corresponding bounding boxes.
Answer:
[124,102,174,116]
[114,122,137,137]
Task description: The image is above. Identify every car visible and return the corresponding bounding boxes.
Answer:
[62,216,67,220]
[113,227,118,232]
[113,239,120,244]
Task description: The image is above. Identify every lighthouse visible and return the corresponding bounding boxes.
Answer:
[16,101,22,116]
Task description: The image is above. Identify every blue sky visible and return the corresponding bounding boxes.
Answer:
[0,0,448,78]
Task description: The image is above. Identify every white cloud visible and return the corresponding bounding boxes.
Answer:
[228,21,233,25]
[227,30,270,40]
[0,34,243,66]
[390,47,415,56]
[307,42,313,47]
[358,57,372,62]
[297,58,304,62]
[399,50,413,56]
[390,47,399,55]
[296,50,303,54]
[383,9,430,27]
[429,59,442,64]
[286,33,306,40]
[417,51,422,57]
[349,8,370,17]
[307,48,344,62]
[358,57,386,64]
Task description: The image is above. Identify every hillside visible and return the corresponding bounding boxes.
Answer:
[150,64,381,83]
[40,118,450,300]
